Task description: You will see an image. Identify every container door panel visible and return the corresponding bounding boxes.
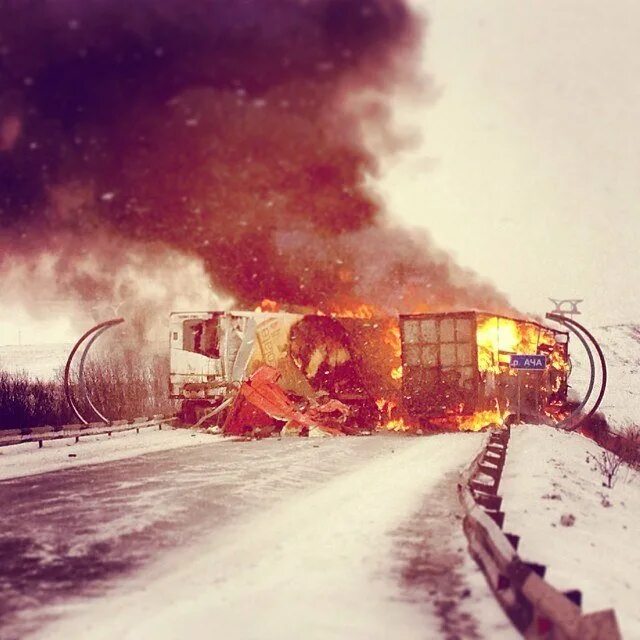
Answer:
[401,315,478,417]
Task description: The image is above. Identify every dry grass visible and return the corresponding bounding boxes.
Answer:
[0,350,174,430]
[0,371,74,429]
[582,415,640,486]
[79,350,174,422]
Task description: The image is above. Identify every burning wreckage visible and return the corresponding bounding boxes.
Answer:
[169,309,571,438]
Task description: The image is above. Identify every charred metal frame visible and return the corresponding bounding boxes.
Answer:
[545,313,607,430]
[64,318,125,425]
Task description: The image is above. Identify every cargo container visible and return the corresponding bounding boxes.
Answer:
[399,311,570,423]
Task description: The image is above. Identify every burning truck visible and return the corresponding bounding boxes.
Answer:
[169,309,570,437]
[399,312,570,429]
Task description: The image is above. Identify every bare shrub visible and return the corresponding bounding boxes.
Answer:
[0,371,74,429]
[618,426,640,470]
[1,349,174,429]
[581,411,611,444]
[77,349,174,421]
[587,449,623,488]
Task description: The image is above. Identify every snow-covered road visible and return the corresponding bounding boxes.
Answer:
[0,433,515,640]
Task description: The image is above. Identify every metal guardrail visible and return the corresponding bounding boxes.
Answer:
[458,426,621,639]
[0,414,177,449]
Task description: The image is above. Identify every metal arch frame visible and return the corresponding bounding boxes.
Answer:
[78,323,119,424]
[551,314,608,417]
[545,313,607,431]
[64,318,125,425]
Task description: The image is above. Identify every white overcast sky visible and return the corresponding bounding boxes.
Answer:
[384,0,640,325]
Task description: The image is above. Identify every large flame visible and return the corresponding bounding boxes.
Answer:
[476,315,569,375]
[457,404,506,432]
[477,316,537,372]
[330,304,377,320]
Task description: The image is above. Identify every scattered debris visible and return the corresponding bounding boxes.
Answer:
[560,513,575,527]
[600,493,613,508]
[222,366,359,439]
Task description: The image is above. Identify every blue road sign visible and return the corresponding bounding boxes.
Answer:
[510,354,547,370]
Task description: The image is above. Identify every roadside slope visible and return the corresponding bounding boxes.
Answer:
[500,425,640,639]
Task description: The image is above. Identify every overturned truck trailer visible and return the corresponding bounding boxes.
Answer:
[170,309,571,434]
[169,310,382,431]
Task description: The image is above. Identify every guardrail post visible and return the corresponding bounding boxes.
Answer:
[564,590,582,608]
[504,533,520,551]
[524,562,546,579]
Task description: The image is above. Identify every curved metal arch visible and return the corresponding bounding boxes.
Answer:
[78,322,122,424]
[64,318,125,425]
[549,314,608,419]
[545,313,606,431]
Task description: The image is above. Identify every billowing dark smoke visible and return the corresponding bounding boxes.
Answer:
[0,0,511,319]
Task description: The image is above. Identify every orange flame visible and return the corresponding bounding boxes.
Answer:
[476,316,569,375]
[457,406,506,432]
[255,298,281,313]
[384,417,410,432]
[330,304,376,319]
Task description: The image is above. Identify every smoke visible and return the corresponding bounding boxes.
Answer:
[0,0,511,328]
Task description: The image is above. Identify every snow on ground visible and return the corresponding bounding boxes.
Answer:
[570,323,640,432]
[27,433,517,640]
[0,427,218,480]
[501,424,640,639]
[0,343,72,380]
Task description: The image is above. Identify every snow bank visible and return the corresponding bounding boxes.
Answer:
[501,425,640,639]
[0,427,219,480]
[31,433,516,640]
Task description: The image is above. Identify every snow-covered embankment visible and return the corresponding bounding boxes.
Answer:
[500,425,640,639]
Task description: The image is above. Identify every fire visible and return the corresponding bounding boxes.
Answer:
[382,323,403,384]
[476,315,570,376]
[457,407,506,432]
[391,365,403,380]
[538,330,570,372]
[384,324,402,357]
[330,304,376,319]
[376,398,411,432]
[255,298,281,313]
[477,316,535,372]
[385,417,410,432]
[247,304,569,436]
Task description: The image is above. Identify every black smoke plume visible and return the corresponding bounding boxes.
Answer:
[0,0,511,320]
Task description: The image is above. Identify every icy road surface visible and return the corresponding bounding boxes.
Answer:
[0,434,516,640]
